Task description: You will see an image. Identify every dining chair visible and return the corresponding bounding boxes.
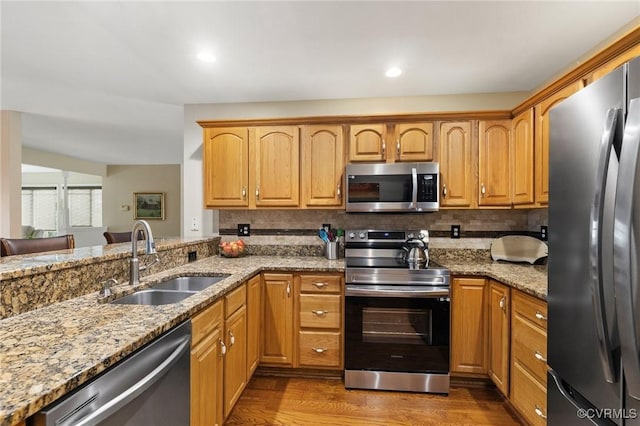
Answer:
[0,235,75,257]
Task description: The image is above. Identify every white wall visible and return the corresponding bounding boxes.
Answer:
[103,165,181,237]
[22,147,107,176]
[182,92,529,236]
[0,111,22,237]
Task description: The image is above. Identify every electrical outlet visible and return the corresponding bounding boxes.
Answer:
[541,225,548,241]
[322,223,331,233]
[190,217,199,231]
[237,224,250,237]
[451,225,461,239]
[188,251,197,262]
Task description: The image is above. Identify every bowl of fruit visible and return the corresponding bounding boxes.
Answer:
[219,239,247,258]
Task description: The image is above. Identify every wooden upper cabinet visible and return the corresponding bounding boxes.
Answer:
[478,120,511,206]
[439,121,474,208]
[203,128,249,208]
[511,109,535,206]
[393,122,434,162]
[534,80,584,205]
[590,43,640,82]
[252,126,300,207]
[348,124,387,162]
[302,125,345,208]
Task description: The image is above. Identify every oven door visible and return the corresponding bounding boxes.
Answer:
[344,285,450,374]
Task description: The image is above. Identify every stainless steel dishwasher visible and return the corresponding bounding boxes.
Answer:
[34,320,191,426]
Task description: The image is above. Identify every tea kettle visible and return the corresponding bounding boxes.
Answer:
[402,231,429,269]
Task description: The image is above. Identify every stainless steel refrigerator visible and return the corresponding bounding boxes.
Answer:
[548,56,640,425]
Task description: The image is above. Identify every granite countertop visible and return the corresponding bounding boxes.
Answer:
[0,253,546,426]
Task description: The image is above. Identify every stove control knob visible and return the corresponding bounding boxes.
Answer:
[348,232,355,239]
[358,232,366,239]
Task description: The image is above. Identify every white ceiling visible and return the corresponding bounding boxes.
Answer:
[2,1,639,165]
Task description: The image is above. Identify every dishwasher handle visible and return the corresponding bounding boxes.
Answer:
[69,334,191,426]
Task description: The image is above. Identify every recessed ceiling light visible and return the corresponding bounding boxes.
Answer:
[197,51,216,63]
[385,67,402,78]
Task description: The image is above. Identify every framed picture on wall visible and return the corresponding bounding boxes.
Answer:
[134,192,165,220]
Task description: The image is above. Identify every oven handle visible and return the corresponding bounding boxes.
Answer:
[345,285,449,298]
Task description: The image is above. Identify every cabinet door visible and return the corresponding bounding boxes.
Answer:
[451,277,488,375]
[246,275,261,379]
[511,109,535,205]
[224,305,247,419]
[394,122,434,161]
[203,127,249,207]
[439,122,474,208]
[478,120,511,206]
[191,327,223,426]
[349,124,386,162]
[534,81,584,204]
[301,125,345,207]
[488,280,510,396]
[261,273,294,365]
[252,126,300,207]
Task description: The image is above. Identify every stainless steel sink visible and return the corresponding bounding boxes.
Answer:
[151,275,229,292]
[110,289,195,305]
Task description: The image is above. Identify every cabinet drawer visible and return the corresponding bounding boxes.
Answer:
[298,331,341,367]
[225,284,247,318]
[511,360,547,426]
[192,300,223,346]
[513,312,547,384]
[300,274,342,294]
[512,290,547,330]
[299,294,341,329]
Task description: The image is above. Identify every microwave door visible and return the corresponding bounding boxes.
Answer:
[347,174,414,212]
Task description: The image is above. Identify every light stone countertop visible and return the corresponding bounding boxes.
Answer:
[0,254,546,426]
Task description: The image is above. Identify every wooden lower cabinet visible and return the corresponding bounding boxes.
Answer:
[510,290,548,425]
[296,273,344,369]
[246,274,261,377]
[488,280,510,396]
[261,273,294,366]
[191,300,224,426]
[451,277,488,375]
[224,304,247,418]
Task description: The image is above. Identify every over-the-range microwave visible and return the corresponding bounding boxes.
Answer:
[345,162,439,213]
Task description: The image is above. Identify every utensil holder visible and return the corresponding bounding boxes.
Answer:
[325,241,339,260]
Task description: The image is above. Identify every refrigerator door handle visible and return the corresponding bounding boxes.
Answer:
[614,98,640,399]
[589,107,620,384]
[548,370,600,425]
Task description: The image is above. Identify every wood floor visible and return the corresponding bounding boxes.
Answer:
[225,376,522,425]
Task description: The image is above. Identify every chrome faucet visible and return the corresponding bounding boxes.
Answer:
[130,220,159,285]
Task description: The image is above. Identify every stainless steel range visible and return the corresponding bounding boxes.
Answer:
[344,229,451,394]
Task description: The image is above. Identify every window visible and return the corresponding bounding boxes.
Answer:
[22,185,102,231]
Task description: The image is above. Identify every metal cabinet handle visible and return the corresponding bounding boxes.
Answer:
[220,339,227,356]
[255,186,260,200]
[382,140,386,156]
[442,185,447,197]
[312,309,328,317]
[534,406,547,419]
[481,183,486,196]
[396,140,400,157]
[337,184,341,197]
[242,186,247,199]
[228,330,235,346]
[312,282,327,289]
[312,347,327,354]
[286,282,291,297]
[534,351,547,363]
[535,311,547,321]
[499,296,506,312]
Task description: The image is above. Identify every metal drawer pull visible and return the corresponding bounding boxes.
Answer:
[312,347,327,354]
[535,311,547,321]
[534,406,547,419]
[228,330,235,346]
[534,351,547,363]
[312,282,328,289]
[312,309,328,317]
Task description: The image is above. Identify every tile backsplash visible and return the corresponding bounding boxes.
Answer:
[219,208,548,236]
